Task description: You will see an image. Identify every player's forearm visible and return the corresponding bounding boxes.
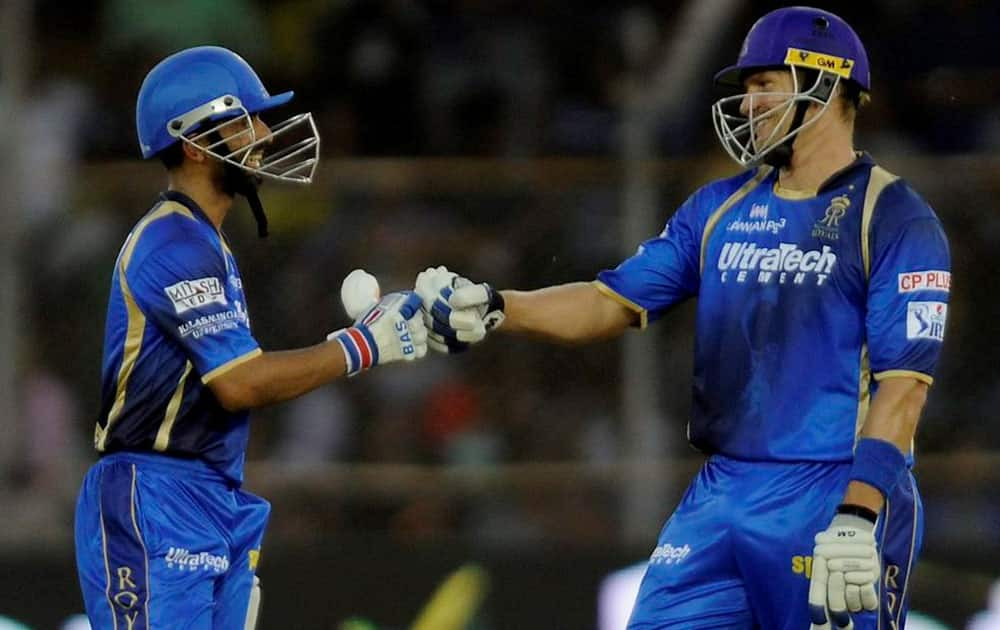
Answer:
[210,342,348,411]
[843,376,928,512]
[859,377,928,452]
[498,282,636,344]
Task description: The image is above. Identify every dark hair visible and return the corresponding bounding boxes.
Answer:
[157,141,186,170]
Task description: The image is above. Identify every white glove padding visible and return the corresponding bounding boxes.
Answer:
[808,513,879,630]
[414,266,505,354]
[328,291,428,374]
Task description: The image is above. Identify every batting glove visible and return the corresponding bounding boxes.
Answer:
[328,291,428,375]
[808,512,880,630]
[414,266,505,354]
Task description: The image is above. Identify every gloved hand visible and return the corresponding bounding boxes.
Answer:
[808,512,880,630]
[414,266,505,354]
[328,291,428,375]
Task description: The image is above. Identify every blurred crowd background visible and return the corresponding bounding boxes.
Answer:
[0,0,998,628]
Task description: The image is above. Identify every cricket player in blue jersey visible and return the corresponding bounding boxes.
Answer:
[75,46,428,629]
[416,7,950,630]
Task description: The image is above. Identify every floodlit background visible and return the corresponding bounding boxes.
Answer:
[1,1,998,628]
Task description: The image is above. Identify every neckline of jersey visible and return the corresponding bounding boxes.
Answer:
[158,190,231,244]
[159,190,214,225]
[770,151,875,201]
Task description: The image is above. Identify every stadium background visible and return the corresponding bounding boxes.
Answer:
[0,1,997,628]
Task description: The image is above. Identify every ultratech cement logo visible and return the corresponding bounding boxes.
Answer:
[164,277,226,314]
[717,241,836,286]
[165,547,230,573]
[649,543,691,566]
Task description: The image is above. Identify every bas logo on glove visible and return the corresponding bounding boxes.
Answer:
[329,290,428,375]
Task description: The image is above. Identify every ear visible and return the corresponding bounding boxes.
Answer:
[181,140,206,163]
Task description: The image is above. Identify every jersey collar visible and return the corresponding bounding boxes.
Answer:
[816,151,875,193]
[159,190,215,227]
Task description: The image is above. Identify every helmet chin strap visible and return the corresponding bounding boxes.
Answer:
[208,130,269,238]
[221,163,268,238]
[761,99,810,169]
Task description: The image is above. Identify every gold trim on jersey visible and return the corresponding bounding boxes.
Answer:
[129,464,152,626]
[897,474,919,629]
[201,347,263,384]
[860,166,899,277]
[700,166,773,273]
[592,280,648,329]
[772,182,817,200]
[99,490,119,630]
[95,201,198,451]
[854,343,871,441]
[154,361,193,451]
[873,369,933,386]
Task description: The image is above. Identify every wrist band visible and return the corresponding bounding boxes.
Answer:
[836,503,879,524]
[331,326,377,376]
[849,437,907,499]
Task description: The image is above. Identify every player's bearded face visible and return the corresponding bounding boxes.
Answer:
[216,115,271,170]
[199,116,271,191]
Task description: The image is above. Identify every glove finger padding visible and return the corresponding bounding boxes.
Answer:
[827,571,854,629]
[808,555,831,630]
[415,266,456,308]
[844,583,861,614]
[428,298,487,337]
[860,582,878,611]
[427,330,469,354]
[448,283,491,311]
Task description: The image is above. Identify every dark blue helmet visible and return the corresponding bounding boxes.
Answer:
[715,6,870,92]
[136,46,293,159]
[711,7,869,168]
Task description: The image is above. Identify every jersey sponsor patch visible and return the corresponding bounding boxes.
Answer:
[164,277,227,314]
[906,301,947,341]
[717,241,836,286]
[897,270,950,294]
[177,302,249,339]
[649,542,691,565]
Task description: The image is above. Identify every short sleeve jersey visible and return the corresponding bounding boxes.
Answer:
[93,191,261,484]
[597,154,950,462]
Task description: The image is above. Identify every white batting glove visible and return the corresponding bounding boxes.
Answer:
[414,266,505,354]
[808,513,879,630]
[328,291,428,375]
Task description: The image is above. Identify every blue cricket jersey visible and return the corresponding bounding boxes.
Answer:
[93,191,261,484]
[597,153,950,462]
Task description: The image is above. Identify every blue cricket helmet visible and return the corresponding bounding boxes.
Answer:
[715,6,870,92]
[136,46,294,159]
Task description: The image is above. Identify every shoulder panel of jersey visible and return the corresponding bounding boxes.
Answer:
[594,166,773,326]
[864,170,950,384]
[122,200,220,276]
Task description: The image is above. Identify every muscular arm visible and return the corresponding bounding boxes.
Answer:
[207,341,348,412]
[498,282,638,344]
[842,376,929,511]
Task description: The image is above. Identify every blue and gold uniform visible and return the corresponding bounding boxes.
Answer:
[75,191,270,629]
[597,155,950,628]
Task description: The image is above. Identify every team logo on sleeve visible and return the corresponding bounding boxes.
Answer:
[898,270,950,293]
[164,277,227,314]
[906,301,947,341]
